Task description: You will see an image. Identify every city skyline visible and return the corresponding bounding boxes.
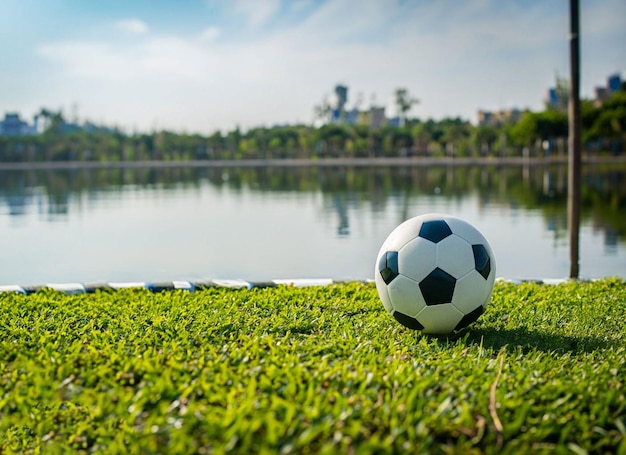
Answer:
[1,0,625,134]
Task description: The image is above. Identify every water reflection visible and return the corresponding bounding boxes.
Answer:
[1,163,625,283]
[2,164,624,240]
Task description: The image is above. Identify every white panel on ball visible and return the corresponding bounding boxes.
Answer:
[444,216,490,246]
[452,270,492,314]
[387,274,426,317]
[435,234,475,279]
[415,304,464,334]
[398,237,437,283]
[379,216,424,252]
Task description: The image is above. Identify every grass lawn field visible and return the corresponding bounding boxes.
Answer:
[1,279,624,454]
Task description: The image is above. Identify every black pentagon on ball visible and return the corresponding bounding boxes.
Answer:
[419,220,453,243]
[419,267,456,305]
[393,311,425,330]
[472,244,491,280]
[379,251,399,284]
[454,306,485,331]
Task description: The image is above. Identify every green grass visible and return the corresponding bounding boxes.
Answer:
[1,279,625,454]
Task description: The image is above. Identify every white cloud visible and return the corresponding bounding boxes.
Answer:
[231,0,281,27]
[38,42,138,81]
[116,19,149,34]
[200,26,220,42]
[38,37,219,82]
[29,1,626,133]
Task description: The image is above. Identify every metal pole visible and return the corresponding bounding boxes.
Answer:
[568,0,582,279]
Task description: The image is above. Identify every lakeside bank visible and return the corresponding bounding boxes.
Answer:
[1,154,625,171]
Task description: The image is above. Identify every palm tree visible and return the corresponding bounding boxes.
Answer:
[395,88,419,126]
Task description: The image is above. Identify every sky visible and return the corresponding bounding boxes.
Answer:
[1,0,624,134]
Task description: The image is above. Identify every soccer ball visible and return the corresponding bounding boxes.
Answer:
[375,213,496,334]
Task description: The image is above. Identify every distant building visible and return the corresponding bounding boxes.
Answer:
[546,88,559,106]
[33,114,49,134]
[477,108,525,127]
[477,111,492,126]
[327,85,350,125]
[594,86,610,102]
[371,107,386,129]
[358,106,386,129]
[319,84,390,128]
[387,116,402,128]
[345,108,359,125]
[60,122,82,134]
[0,111,115,136]
[607,74,621,93]
[594,73,622,106]
[329,108,342,124]
[0,113,37,136]
[334,85,348,112]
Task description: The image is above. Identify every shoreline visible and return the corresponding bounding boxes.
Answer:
[0,277,608,295]
[1,155,625,171]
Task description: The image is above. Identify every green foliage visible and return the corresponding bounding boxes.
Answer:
[471,125,498,154]
[510,112,538,146]
[536,110,568,139]
[1,89,625,163]
[510,110,568,147]
[584,92,626,143]
[1,280,624,453]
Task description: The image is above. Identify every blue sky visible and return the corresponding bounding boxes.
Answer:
[1,0,624,134]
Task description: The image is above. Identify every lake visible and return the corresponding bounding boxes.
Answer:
[1,162,625,285]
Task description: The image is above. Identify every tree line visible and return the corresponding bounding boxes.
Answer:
[1,89,624,163]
